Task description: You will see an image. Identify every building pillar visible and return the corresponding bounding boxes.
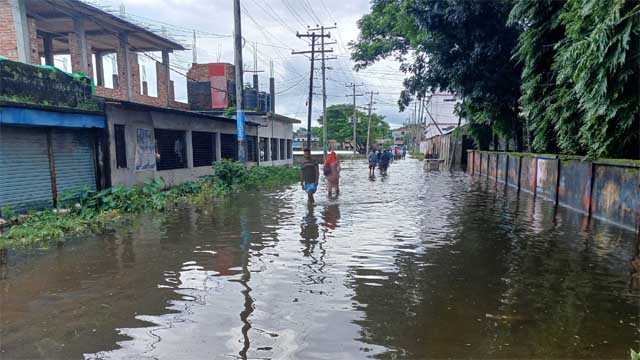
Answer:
[71,17,89,74]
[94,51,104,86]
[185,130,193,169]
[215,132,221,162]
[169,80,175,101]
[7,0,31,63]
[42,35,54,66]
[162,50,171,105]
[269,76,275,113]
[27,17,39,64]
[130,51,141,98]
[118,32,132,100]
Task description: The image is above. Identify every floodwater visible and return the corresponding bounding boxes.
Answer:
[1,159,638,359]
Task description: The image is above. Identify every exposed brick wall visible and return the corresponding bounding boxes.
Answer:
[187,63,208,81]
[170,100,190,110]
[130,52,140,98]
[187,63,235,82]
[115,41,128,99]
[68,32,94,78]
[27,17,38,64]
[155,60,169,105]
[0,0,19,60]
[225,63,235,81]
[0,0,184,111]
[95,85,125,99]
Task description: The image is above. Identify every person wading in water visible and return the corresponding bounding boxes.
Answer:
[368,149,378,177]
[323,150,340,197]
[300,147,319,203]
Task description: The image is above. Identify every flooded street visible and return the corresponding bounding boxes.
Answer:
[1,158,638,359]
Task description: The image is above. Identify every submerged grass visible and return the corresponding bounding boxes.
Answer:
[0,161,300,249]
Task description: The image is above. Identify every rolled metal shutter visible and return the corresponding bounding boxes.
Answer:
[0,126,53,212]
[52,128,96,196]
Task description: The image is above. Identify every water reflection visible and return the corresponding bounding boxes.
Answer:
[0,160,637,359]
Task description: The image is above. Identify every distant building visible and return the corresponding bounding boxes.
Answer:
[292,129,319,149]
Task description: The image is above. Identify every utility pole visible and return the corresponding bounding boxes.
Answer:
[233,0,246,162]
[346,83,364,154]
[365,91,378,154]
[292,30,332,149]
[192,30,197,64]
[412,101,418,152]
[308,26,336,158]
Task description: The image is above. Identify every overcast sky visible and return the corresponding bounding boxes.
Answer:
[92,0,411,128]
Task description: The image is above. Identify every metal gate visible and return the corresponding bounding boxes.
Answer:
[0,126,53,212]
[220,133,238,160]
[51,128,96,197]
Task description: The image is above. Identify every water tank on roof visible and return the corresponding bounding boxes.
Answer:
[258,92,268,112]
[244,88,258,110]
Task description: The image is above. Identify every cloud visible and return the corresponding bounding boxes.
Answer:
[98,0,411,128]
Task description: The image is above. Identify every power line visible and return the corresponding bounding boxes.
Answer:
[293,30,332,146]
[279,0,308,28]
[276,74,309,95]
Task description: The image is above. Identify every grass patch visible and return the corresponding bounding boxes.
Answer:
[0,162,300,249]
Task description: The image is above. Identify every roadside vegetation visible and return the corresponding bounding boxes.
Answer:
[352,0,639,158]
[0,161,299,249]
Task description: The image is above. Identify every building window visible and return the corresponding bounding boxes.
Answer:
[287,139,292,159]
[192,131,217,167]
[279,139,285,160]
[271,138,278,161]
[246,136,258,162]
[114,124,127,168]
[155,129,187,170]
[260,137,268,161]
[220,133,238,160]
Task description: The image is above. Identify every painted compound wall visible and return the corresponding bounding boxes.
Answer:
[469,151,639,232]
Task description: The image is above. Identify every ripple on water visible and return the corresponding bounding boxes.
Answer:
[0,159,637,360]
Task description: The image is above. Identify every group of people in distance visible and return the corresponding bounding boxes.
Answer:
[298,146,406,203]
[368,148,401,176]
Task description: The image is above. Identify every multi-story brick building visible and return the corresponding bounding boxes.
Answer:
[0,0,299,213]
[0,0,187,108]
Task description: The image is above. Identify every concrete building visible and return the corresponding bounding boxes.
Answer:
[105,102,260,187]
[0,59,106,212]
[292,128,319,150]
[247,112,298,167]
[186,61,300,167]
[0,0,297,215]
[0,0,187,109]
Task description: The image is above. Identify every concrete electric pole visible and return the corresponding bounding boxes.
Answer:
[365,91,378,154]
[233,0,246,162]
[346,84,364,154]
[308,26,336,158]
[292,30,332,149]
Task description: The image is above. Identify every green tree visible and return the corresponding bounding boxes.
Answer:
[351,0,524,151]
[317,104,391,152]
[553,0,639,158]
[510,0,639,158]
[509,0,571,154]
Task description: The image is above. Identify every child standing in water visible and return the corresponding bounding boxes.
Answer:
[323,151,340,197]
